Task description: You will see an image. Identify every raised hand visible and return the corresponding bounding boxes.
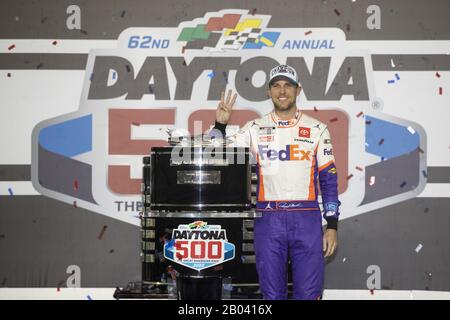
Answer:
[216,89,237,125]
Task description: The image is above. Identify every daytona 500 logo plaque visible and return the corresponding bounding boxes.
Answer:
[164,221,236,271]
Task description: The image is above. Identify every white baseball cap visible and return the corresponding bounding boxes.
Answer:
[268,64,299,86]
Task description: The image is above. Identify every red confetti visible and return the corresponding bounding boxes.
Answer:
[435,72,440,78]
[73,200,77,208]
[98,225,108,240]
[439,87,443,95]
[355,166,364,171]
[8,44,15,51]
[73,180,79,191]
[356,111,364,118]
[346,174,353,180]
[330,117,338,122]
[52,41,57,45]
[334,9,340,16]
[132,121,140,126]
[314,106,318,112]
[304,30,312,36]
[378,138,384,145]
[213,265,224,271]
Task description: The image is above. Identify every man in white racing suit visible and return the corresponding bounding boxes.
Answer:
[211,64,340,300]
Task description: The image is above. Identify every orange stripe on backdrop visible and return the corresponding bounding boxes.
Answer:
[318,160,334,172]
[308,145,318,200]
[257,154,265,201]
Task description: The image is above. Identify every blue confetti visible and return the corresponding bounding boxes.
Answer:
[207,71,215,78]
[387,79,395,84]
[395,73,400,80]
[89,73,93,81]
[87,295,92,300]
[8,188,13,196]
[112,72,116,80]
[422,170,427,178]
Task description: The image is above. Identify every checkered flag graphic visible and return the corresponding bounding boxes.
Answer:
[222,28,262,49]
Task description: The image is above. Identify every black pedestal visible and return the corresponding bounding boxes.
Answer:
[176,276,223,300]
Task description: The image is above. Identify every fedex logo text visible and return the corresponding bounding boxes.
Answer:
[258,144,311,161]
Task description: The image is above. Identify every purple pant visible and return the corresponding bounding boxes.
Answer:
[254,210,324,300]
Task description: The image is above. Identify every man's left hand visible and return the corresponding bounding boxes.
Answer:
[323,229,338,258]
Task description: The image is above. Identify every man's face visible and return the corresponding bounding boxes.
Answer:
[268,79,302,112]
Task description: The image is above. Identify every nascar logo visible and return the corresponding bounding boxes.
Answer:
[164,222,235,271]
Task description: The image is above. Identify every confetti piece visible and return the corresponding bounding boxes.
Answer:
[73,180,79,191]
[342,257,347,263]
[395,73,400,80]
[181,46,186,54]
[213,265,224,271]
[407,126,415,134]
[120,10,126,18]
[109,249,115,254]
[182,59,186,66]
[8,44,15,51]
[356,111,364,118]
[251,8,257,15]
[222,71,228,83]
[7,73,11,78]
[52,41,57,46]
[435,72,440,78]
[346,174,353,180]
[369,176,376,186]
[244,77,249,81]
[314,106,318,112]
[387,79,395,84]
[41,17,47,24]
[304,30,312,36]
[80,29,88,35]
[126,65,131,72]
[400,181,406,188]
[132,121,140,126]
[418,147,424,154]
[330,117,338,122]
[73,200,77,208]
[390,59,395,68]
[334,9,340,16]
[439,87,443,95]
[346,24,351,32]
[365,120,371,125]
[87,295,92,300]
[370,289,374,295]
[422,170,427,178]
[36,63,43,69]
[112,71,116,80]
[148,85,154,94]
[8,188,13,196]
[355,166,364,171]
[378,138,384,145]
[98,225,108,240]
[415,243,423,253]
[207,71,215,78]
[89,73,93,81]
